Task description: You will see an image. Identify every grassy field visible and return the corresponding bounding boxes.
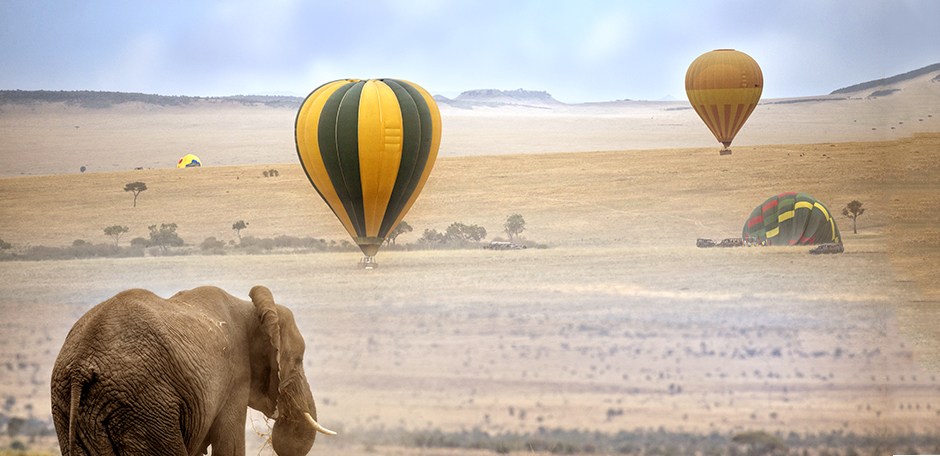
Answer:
[1,129,940,454]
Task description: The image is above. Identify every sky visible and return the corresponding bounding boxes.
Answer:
[1,0,938,103]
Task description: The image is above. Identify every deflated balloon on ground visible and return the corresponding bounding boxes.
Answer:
[743,192,841,246]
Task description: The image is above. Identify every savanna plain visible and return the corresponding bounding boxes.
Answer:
[1,73,940,455]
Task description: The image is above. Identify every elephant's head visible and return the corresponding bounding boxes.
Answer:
[247,286,335,455]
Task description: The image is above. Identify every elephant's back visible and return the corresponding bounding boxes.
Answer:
[51,289,202,450]
[59,289,172,357]
[56,288,230,370]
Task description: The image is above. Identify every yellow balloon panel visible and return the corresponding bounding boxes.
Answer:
[686,88,762,145]
[295,80,359,237]
[357,80,404,238]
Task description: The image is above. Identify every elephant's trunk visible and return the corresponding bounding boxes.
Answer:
[271,377,334,455]
[271,412,316,456]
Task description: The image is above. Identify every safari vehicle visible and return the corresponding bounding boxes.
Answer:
[485,241,525,250]
[809,243,844,254]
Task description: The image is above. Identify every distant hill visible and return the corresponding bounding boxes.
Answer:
[434,88,561,109]
[830,62,940,95]
[0,90,303,109]
[3,62,938,110]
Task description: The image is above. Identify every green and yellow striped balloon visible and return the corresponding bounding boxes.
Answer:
[743,192,841,246]
[295,79,442,258]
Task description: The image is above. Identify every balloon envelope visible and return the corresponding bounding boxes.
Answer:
[294,79,442,257]
[686,49,763,154]
[176,154,201,168]
[743,192,841,246]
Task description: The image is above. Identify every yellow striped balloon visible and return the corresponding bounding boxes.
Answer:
[685,49,763,155]
[176,154,201,168]
[295,79,442,258]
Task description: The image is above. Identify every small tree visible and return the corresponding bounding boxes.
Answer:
[842,200,865,234]
[148,223,183,252]
[104,225,129,246]
[444,222,487,244]
[232,220,249,240]
[504,214,526,243]
[419,228,445,245]
[385,220,413,245]
[124,182,147,207]
[0,238,11,250]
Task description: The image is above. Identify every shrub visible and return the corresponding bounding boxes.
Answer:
[200,237,226,251]
[200,237,226,255]
[237,236,275,251]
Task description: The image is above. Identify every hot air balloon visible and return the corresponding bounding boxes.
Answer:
[743,192,841,246]
[686,49,763,155]
[295,79,442,267]
[176,154,201,168]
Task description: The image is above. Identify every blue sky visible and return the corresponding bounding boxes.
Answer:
[1,0,938,103]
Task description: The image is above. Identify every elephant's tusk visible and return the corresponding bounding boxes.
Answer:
[304,412,337,435]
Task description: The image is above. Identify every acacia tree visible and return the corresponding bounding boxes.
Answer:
[232,220,249,240]
[503,214,526,243]
[444,222,487,244]
[385,220,412,246]
[148,223,183,252]
[104,225,129,246]
[419,228,445,245]
[124,182,147,207]
[842,200,865,234]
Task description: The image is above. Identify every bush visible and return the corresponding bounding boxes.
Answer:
[200,237,226,251]
[237,236,276,251]
[200,237,227,255]
[4,242,143,261]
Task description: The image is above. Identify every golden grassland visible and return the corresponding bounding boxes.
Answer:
[1,130,939,455]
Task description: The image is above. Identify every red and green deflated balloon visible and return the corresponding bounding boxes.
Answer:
[743,193,841,246]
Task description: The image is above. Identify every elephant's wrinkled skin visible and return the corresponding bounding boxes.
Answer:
[51,285,333,455]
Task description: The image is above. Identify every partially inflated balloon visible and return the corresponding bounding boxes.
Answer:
[743,193,841,246]
[295,79,441,259]
[177,154,201,168]
[686,49,763,155]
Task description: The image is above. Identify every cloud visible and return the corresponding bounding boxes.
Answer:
[97,32,169,93]
[579,12,632,64]
[2,0,938,101]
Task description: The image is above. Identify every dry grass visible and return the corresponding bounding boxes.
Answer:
[0,93,939,455]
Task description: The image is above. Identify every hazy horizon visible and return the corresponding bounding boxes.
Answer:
[2,1,939,103]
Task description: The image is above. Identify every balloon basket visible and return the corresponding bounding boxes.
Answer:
[358,256,378,270]
[719,147,732,156]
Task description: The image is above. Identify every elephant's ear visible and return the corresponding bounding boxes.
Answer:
[249,285,282,416]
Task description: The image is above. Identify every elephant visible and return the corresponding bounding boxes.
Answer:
[51,285,335,455]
